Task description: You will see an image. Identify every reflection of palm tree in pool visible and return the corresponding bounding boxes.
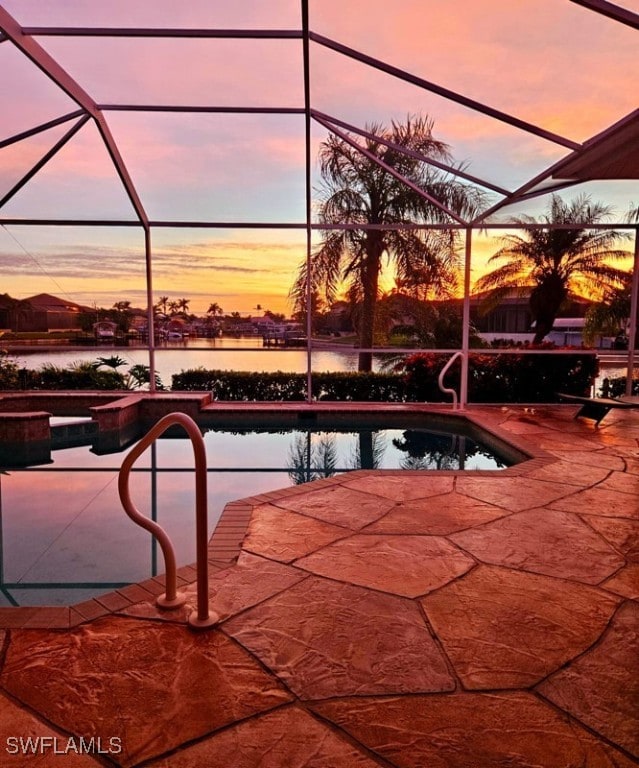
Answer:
[392,430,506,470]
[393,430,463,470]
[350,432,386,471]
[287,431,386,484]
[287,433,338,485]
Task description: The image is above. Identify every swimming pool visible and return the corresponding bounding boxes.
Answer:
[0,413,524,607]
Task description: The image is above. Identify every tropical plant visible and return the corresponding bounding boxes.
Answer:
[111,300,132,333]
[95,354,128,370]
[93,356,164,390]
[475,195,630,343]
[155,296,170,316]
[291,114,486,370]
[583,271,634,346]
[0,349,19,388]
[207,302,223,317]
[126,363,165,391]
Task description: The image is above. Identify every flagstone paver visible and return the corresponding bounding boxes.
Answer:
[549,486,638,518]
[310,692,638,768]
[421,565,620,689]
[146,705,381,768]
[455,475,574,511]
[273,485,395,528]
[582,515,639,561]
[450,508,625,583]
[0,693,102,766]
[596,470,639,495]
[551,449,626,471]
[242,503,351,562]
[602,562,639,599]
[294,534,474,597]
[0,618,292,767]
[224,575,455,699]
[342,473,454,501]
[0,404,637,765]
[538,601,639,760]
[125,551,308,624]
[520,457,612,486]
[538,435,607,453]
[364,490,508,534]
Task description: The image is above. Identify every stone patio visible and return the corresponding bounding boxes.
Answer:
[0,404,637,766]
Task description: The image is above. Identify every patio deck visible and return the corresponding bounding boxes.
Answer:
[0,404,637,767]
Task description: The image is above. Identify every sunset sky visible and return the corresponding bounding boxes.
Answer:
[1,0,637,315]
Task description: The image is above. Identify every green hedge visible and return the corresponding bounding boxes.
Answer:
[603,376,639,398]
[172,351,598,403]
[22,363,125,390]
[171,369,407,401]
[397,352,597,402]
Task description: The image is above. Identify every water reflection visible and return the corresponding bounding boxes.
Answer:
[0,424,510,606]
[286,428,507,483]
[392,430,508,471]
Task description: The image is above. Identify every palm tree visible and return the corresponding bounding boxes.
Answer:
[155,296,170,316]
[475,195,630,344]
[207,302,223,317]
[291,115,485,371]
[111,300,131,332]
[583,271,633,346]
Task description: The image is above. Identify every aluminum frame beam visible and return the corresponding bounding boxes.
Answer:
[0,114,90,210]
[309,32,582,151]
[21,27,303,39]
[0,6,148,227]
[1,219,636,230]
[0,110,86,149]
[312,110,511,197]
[570,0,639,29]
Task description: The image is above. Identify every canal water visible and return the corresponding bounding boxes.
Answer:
[8,337,630,393]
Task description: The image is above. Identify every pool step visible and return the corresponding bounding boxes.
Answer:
[50,419,99,450]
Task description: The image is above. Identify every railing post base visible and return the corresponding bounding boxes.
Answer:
[188,610,219,631]
[156,593,187,610]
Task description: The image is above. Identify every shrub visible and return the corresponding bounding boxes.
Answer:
[24,361,125,390]
[398,350,598,403]
[172,369,407,401]
[0,350,20,389]
[603,376,639,398]
[172,352,597,404]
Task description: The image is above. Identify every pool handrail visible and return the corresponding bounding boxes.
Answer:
[118,412,218,630]
[438,351,463,410]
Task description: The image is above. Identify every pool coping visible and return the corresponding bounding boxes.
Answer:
[0,399,559,629]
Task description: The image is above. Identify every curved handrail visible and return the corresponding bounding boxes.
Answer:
[438,351,463,409]
[118,412,217,629]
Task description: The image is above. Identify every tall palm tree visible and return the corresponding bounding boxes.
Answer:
[155,296,170,316]
[475,195,630,344]
[291,115,485,371]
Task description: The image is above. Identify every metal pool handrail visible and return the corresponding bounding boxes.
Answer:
[118,412,217,630]
[438,351,463,409]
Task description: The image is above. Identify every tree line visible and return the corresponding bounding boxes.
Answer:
[291,114,636,370]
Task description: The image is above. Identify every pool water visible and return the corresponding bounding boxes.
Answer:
[0,419,519,607]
